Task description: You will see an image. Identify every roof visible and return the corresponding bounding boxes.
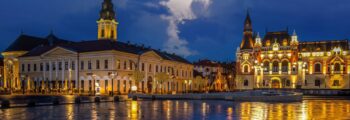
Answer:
[262,30,291,46]
[299,40,349,52]
[4,34,71,52]
[21,40,191,64]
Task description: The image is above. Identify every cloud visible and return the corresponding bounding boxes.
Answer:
[160,0,212,57]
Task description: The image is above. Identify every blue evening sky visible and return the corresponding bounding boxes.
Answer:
[1,0,350,62]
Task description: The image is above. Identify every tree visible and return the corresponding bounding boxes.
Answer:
[131,70,145,92]
[155,72,170,94]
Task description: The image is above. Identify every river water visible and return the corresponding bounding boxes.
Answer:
[1,98,350,120]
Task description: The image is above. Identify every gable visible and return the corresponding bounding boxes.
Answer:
[141,51,163,60]
[41,47,77,57]
[329,56,345,63]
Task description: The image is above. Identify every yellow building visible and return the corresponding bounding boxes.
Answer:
[2,0,193,95]
[236,13,350,90]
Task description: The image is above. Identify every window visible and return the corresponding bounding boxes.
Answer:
[81,61,84,70]
[111,30,114,38]
[149,64,152,72]
[334,63,341,71]
[282,61,288,72]
[263,61,269,72]
[117,60,121,69]
[88,61,92,70]
[81,80,84,89]
[52,63,56,71]
[156,65,159,72]
[65,62,68,70]
[71,61,75,70]
[104,60,108,69]
[124,61,127,70]
[315,79,321,86]
[332,80,340,86]
[141,63,145,71]
[243,65,249,73]
[304,80,307,86]
[130,61,133,70]
[21,64,25,72]
[96,60,100,69]
[314,63,321,73]
[46,63,50,71]
[273,61,279,72]
[27,64,31,72]
[34,64,37,71]
[40,63,43,71]
[101,29,105,37]
[244,80,249,86]
[59,62,62,70]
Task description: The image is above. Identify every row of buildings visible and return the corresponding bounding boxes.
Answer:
[0,0,234,95]
[1,0,349,95]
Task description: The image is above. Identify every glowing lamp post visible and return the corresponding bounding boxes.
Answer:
[131,85,137,93]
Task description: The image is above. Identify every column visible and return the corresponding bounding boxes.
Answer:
[75,59,78,91]
[49,60,52,89]
[61,59,65,89]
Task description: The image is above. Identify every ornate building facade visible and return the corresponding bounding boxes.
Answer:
[236,13,350,90]
[2,0,193,95]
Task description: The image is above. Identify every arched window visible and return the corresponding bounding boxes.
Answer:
[243,80,249,86]
[334,63,341,72]
[243,65,249,73]
[314,63,322,73]
[273,61,279,72]
[282,61,288,72]
[263,61,269,72]
[315,79,321,86]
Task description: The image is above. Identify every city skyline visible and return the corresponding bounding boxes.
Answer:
[1,0,350,62]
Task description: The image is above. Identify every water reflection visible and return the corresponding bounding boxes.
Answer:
[0,99,349,119]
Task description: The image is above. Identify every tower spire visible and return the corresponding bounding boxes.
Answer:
[244,11,252,32]
[240,11,254,50]
[97,0,118,41]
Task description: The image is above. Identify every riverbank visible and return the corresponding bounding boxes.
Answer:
[129,91,303,102]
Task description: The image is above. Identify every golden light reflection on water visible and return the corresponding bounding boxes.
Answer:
[65,104,74,120]
[128,101,139,120]
[234,100,350,120]
[1,99,350,119]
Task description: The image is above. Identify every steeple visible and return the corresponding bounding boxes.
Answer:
[240,11,254,50]
[97,0,118,41]
[244,12,252,32]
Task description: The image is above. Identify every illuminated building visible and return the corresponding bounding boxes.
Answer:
[236,12,350,90]
[1,0,193,95]
[193,59,235,91]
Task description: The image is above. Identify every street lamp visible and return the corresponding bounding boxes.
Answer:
[92,74,97,96]
[20,75,26,94]
[109,72,117,96]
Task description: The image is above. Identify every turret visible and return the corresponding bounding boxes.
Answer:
[291,29,298,45]
[254,32,262,47]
